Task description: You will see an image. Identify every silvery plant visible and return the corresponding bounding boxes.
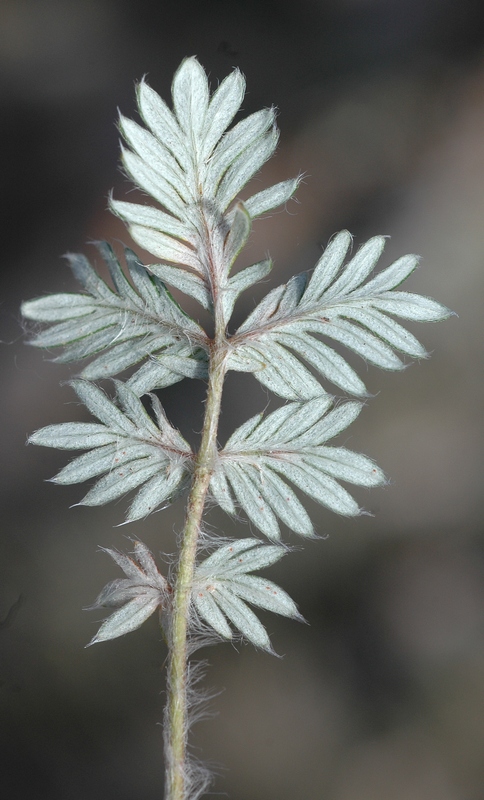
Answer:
[22,58,450,800]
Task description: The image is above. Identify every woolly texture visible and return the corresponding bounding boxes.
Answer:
[22,57,451,800]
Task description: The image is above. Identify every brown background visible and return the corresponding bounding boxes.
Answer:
[1,1,484,798]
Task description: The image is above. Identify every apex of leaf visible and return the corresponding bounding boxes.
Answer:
[113,57,299,318]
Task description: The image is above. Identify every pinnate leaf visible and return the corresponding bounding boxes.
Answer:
[87,542,169,645]
[112,58,299,318]
[228,231,451,398]
[29,380,192,522]
[22,243,208,393]
[193,539,301,650]
[210,397,385,539]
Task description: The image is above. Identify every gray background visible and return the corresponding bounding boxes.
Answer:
[1,1,483,798]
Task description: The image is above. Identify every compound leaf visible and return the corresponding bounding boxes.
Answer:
[228,231,451,398]
[112,58,299,324]
[210,397,385,539]
[87,542,169,645]
[29,380,192,522]
[22,243,208,394]
[193,539,301,651]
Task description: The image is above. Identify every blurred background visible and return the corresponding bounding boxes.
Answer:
[1,1,484,798]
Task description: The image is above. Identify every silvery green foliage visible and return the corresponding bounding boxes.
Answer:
[21,242,208,395]
[110,57,299,329]
[193,539,303,651]
[211,397,384,540]
[87,541,170,645]
[29,379,192,522]
[227,231,449,400]
[23,57,450,654]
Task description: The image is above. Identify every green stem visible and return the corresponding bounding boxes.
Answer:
[165,333,227,800]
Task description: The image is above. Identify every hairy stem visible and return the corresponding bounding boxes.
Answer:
[165,323,227,800]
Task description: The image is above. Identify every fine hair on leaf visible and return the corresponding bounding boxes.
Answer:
[22,56,451,800]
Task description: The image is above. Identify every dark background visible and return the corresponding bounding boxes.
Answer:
[2,1,484,798]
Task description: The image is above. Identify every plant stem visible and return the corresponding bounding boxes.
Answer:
[165,334,227,800]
